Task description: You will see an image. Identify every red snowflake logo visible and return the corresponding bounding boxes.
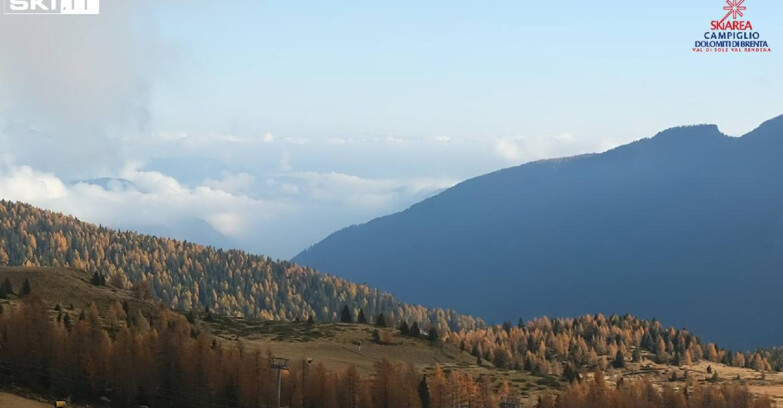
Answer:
[720,0,747,23]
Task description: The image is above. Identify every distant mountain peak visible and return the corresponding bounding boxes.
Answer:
[648,124,725,143]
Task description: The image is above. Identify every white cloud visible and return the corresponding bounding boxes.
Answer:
[0,150,462,258]
[326,137,352,145]
[434,136,452,143]
[202,172,256,195]
[384,136,405,144]
[0,161,290,244]
[120,164,189,196]
[0,1,172,177]
[283,171,457,209]
[493,133,586,164]
[494,139,525,162]
[206,212,245,237]
[0,165,68,202]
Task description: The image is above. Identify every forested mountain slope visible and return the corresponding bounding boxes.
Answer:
[294,115,783,349]
[0,200,482,333]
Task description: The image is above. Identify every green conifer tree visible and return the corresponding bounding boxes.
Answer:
[21,278,31,296]
[357,308,368,324]
[340,305,353,323]
[399,321,410,336]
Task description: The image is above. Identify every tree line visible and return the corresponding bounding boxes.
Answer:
[444,314,777,378]
[535,368,773,408]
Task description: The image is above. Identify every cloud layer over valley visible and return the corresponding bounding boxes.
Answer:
[2,1,778,258]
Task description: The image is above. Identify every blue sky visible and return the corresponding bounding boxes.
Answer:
[0,0,781,258]
[151,0,782,137]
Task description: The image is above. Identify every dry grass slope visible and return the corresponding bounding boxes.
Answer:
[0,391,51,408]
[0,267,150,315]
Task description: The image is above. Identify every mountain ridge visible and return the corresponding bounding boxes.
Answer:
[293,115,783,350]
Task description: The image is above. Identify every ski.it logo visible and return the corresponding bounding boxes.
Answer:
[3,0,99,15]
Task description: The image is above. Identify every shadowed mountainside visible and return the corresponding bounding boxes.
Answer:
[294,115,783,350]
